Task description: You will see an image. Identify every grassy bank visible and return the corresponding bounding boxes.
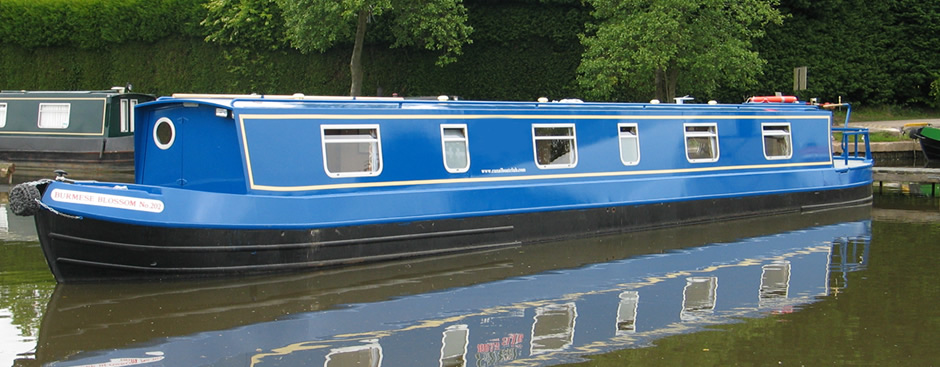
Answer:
[833,131,915,143]
[833,105,937,123]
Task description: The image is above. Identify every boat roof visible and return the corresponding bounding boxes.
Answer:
[0,88,150,97]
[139,93,825,114]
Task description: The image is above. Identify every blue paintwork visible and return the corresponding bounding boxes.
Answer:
[37,96,871,229]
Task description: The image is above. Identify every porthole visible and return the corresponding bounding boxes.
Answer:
[153,117,176,150]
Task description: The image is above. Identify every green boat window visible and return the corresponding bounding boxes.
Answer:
[120,99,138,133]
[38,103,70,129]
[130,99,138,132]
[322,126,382,178]
[762,123,792,160]
[0,103,6,128]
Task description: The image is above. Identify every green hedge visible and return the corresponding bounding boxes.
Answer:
[0,37,355,96]
[4,0,935,106]
[0,0,206,49]
[0,0,589,101]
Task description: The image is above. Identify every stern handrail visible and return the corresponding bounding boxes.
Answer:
[822,102,871,165]
[832,127,872,164]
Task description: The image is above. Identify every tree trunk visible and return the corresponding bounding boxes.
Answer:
[666,60,679,102]
[655,63,680,102]
[655,68,665,102]
[349,9,368,97]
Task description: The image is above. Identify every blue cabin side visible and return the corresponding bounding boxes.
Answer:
[134,99,246,193]
[134,97,836,203]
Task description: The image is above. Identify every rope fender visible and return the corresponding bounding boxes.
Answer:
[9,179,52,216]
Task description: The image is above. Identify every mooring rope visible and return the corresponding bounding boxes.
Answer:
[36,199,83,220]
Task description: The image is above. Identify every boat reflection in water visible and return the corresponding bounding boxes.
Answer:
[37,207,871,366]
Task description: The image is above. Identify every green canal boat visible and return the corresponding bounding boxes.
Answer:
[909,125,940,166]
[0,87,154,181]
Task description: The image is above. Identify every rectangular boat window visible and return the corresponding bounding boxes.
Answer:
[120,99,130,133]
[684,123,719,162]
[441,124,470,173]
[618,123,640,165]
[762,123,792,159]
[533,124,577,169]
[321,125,382,177]
[38,103,70,129]
[0,103,6,128]
[130,99,138,132]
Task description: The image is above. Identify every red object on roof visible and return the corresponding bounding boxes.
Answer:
[747,96,799,103]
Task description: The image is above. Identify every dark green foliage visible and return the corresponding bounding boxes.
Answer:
[0,0,207,49]
[0,0,587,101]
[1,0,938,105]
[753,0,940,107]
[203,0,289,50]
[0,36,354,96]
[886,1,940,106]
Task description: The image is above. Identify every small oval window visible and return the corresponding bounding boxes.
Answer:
[153,117,176,150]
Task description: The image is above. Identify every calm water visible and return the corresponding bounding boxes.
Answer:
[0,193,937,366]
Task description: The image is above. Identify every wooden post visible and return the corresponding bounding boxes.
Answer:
[0,162,13,185]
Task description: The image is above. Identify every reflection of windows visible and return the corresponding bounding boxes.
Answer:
[684,123,719,162]
[325,340,383,367]
[322,126,382,177]
[762,123,792,159]
[440,325,469,367]
[618,123,640,165]
[760,260,791,301]
[441,125,470,173]
[616,291,639,334]
[530,302,577,355]
[0,103,7,128]
[681,276,718,321]
[533,124,577,169]
[38,103,70,129]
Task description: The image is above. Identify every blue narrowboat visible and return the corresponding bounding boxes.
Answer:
[10,94,874,282]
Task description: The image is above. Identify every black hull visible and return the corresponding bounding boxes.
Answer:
[2,159,134,184]
[35,185,873,282]
[1,135,135,183]
[910,127,940,166]
[917,136,940,162]
[0,134,134,161]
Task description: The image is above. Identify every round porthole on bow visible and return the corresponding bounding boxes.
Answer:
[153,117,176,150]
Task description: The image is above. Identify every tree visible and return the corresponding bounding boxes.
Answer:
[203,0,291,92]
[886,0,940,106]
[577,0,784,102]
[271,0,473,96]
